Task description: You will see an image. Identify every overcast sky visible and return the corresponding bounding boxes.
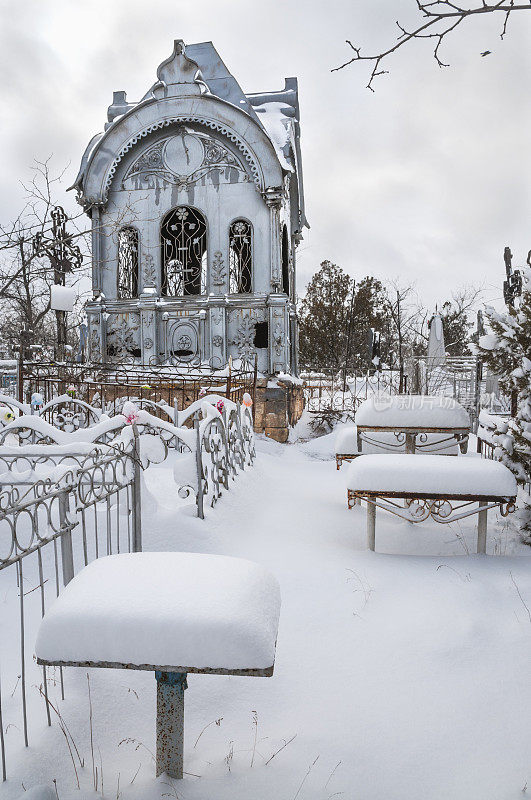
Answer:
[1,0,530,312]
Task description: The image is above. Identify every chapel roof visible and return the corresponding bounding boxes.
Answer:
[71,40,307,228]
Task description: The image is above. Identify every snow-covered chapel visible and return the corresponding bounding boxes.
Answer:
[72,39,308,375]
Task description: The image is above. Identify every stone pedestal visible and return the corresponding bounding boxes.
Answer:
[253,377,305,443]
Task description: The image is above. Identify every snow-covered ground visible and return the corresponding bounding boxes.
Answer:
[1,423,531,800]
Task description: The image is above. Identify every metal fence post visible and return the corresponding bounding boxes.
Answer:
[194,411,204,520]
[131,422,143,552]
[173,398,180,451]
[59,490,74,585]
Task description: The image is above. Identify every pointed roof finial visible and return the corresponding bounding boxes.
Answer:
[154,39,209,97]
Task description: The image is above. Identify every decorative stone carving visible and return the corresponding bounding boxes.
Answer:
[106,314,140,360]
[212,334,223,348]
[154,39,209,98]
[143,337,154,349]
[104,116,262,200]
[273,322,284,356]
[231,315,257,359]
[211,251,226,287]
[142,253,157,287]
[90,327,103,363]
[168,320,199,362]
[122,129,248,191]
[178,334,192,350]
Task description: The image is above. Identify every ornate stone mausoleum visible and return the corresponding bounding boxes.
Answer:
[72,39,307,377]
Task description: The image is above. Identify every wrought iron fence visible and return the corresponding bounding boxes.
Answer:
[302,369,405,415]
[302,358,510,433]
[0,396,256,780]
[13,359,258,413]
[0,440,138,781]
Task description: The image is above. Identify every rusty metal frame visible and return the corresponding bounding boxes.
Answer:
[36,657,273,678]
[347,488,516,523]
[356,425,469,455]
[336,453,361,470]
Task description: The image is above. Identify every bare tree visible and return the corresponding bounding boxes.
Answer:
[333,1,531,90]
[384,281,423,390]
[0,159,90,357]
[0,158,145,359]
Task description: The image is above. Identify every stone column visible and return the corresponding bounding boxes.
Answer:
[264,190,283,292]
[209,305,226,368]
[87,303,106,363]
[139,298,157,364]
[91,207,103,299]
[268,297,288,374]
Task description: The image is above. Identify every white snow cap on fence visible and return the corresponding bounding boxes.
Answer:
[36,552,281,671]
[355,395,470,429]
[347,454,517,498]
[50,285,76,311]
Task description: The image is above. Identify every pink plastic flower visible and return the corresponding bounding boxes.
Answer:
[199,387,207,397]
[216,399,224,413]
[122,401,140,425]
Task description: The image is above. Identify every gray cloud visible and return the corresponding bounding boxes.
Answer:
[0,0,529,310]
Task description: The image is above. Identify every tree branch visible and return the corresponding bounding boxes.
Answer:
[333,0,531,89]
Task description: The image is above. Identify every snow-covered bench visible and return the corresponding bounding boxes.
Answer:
[346,454,517,553]
[36,552,281,780]
[335,425,459,469]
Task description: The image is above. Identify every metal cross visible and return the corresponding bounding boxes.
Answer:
[503,246,522,308]
[32,206,83,360]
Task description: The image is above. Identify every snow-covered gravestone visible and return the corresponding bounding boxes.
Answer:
[36,553,281,779]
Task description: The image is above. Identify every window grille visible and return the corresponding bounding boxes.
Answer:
[117,227,139,299]
[161,207,207,296]
[229,219,253,293]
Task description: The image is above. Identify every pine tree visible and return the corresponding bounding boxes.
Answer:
[478,267,531,540]
[298,261,353,372]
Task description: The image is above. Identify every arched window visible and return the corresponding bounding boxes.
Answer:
[161,206,207,296]
[229,219,252,293]
[281,225,290,295]
[117,227,139,299]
